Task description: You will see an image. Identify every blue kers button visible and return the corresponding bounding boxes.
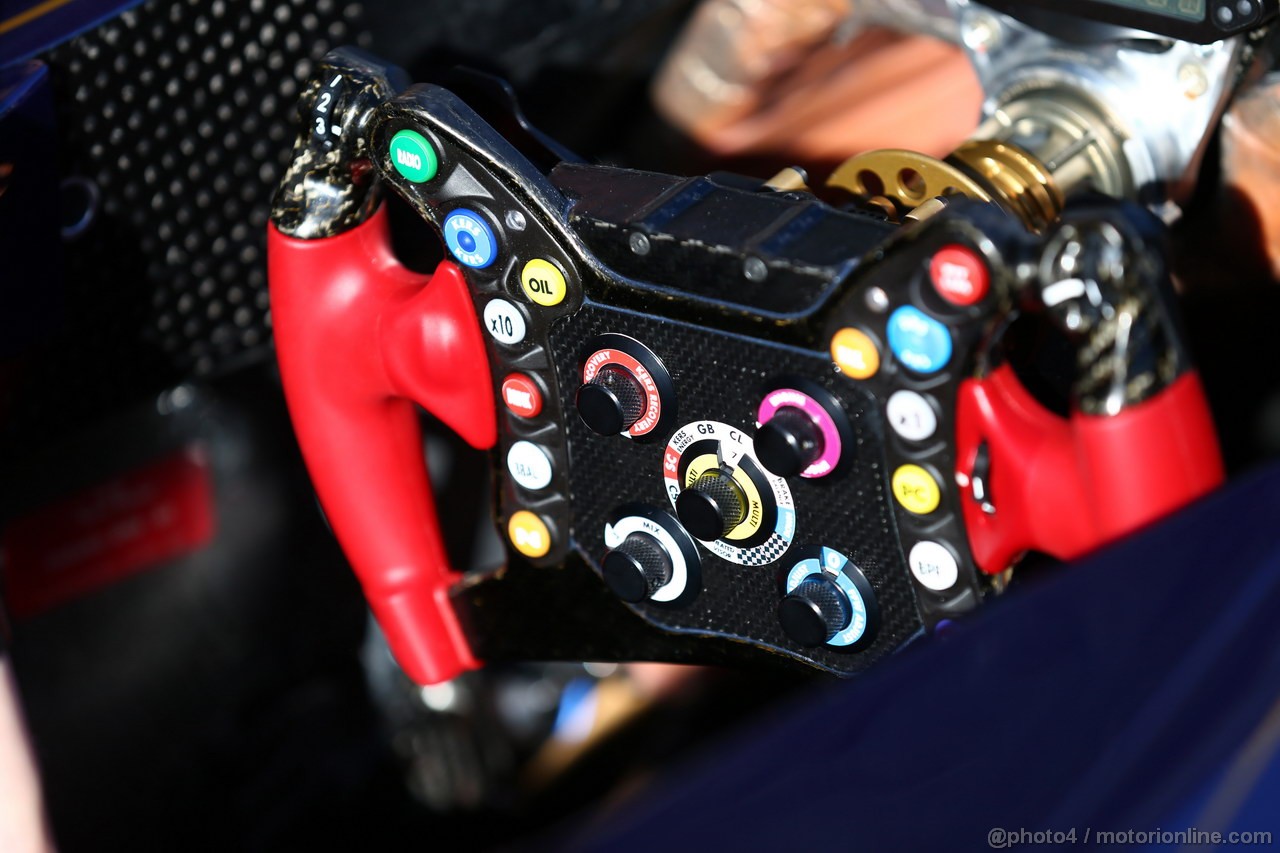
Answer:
[887,306,952,375]
[443,209,498,269]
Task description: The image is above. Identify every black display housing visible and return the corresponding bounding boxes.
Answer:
[978,0,1277,43]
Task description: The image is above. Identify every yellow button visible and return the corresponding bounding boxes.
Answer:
[831,328,880,379]
[508,511,552,558]
[891,465,942,515]
[520,258,568,306]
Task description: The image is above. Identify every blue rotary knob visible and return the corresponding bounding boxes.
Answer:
[778,574,851,647]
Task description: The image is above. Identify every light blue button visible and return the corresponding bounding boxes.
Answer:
[443,209,497,269]
[887,305,952,375]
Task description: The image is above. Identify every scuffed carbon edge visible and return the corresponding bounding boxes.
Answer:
[1034,214,1189,415]
[271,47,401,240]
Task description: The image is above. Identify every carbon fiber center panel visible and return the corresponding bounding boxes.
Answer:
[551,304,924,674]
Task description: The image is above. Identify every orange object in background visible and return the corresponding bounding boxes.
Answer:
[652,0,981,170]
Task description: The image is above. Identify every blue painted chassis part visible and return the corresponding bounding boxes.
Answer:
[1,0,144,70]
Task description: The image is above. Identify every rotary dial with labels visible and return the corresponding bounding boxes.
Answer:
[663,420,797,567]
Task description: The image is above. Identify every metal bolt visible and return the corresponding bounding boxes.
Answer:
[629,232,651,255]
[865,286,890,313]
[157,384,195,414]
[505,209,526,231]
[419,681,461,712]
[962,11,1002,53]
[1178,62,1209,99]
[744,256,768,282]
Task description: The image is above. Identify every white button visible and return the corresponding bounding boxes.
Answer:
[507,441,553,490]
[887,390,938,442]
[908,540,959,591]
[483,299,526,346]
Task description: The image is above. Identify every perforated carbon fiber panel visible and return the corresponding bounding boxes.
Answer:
[8,0,367,438]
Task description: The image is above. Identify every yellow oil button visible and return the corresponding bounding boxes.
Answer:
[508,511,552,558]
[831,328,880,380]
[520,258,568,306]
[891,464,942,516]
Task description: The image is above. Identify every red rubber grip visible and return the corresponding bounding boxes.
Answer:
[268,207,497,684]
[956,365,1224,574]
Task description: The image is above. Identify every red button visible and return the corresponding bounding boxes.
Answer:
[501,373,543,418]
[930,245,990,306]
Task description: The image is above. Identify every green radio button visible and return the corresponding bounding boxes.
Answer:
[389,129,438,183]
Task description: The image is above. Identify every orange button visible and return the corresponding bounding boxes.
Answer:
[831,328,881,379]
[508,511,552,558]
[501,373,543,418]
